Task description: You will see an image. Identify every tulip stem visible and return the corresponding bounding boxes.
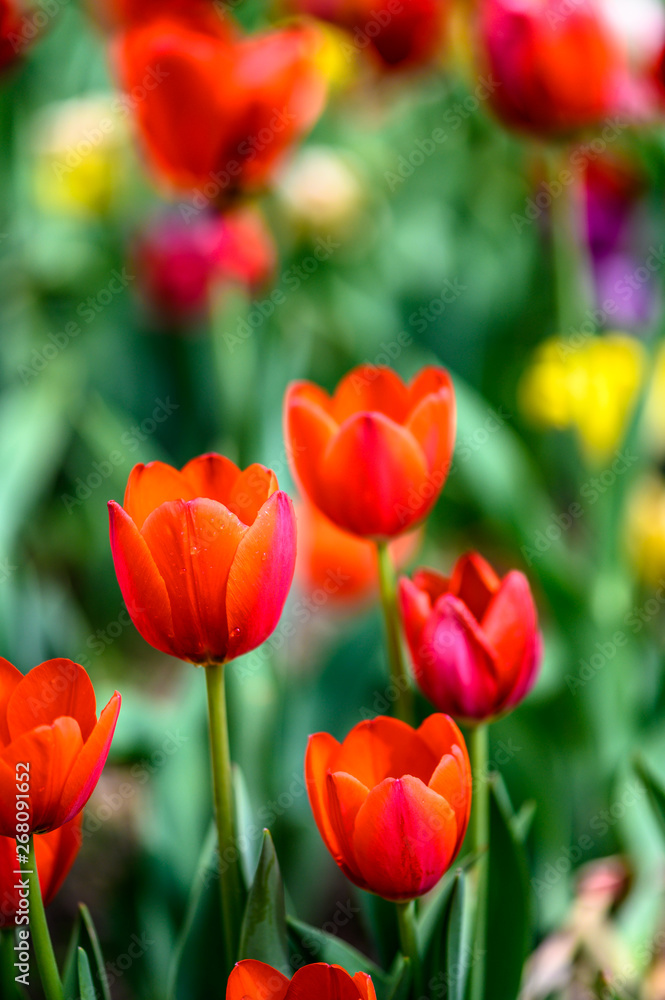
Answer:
[469,724,490,1000]
[547,148,594,333]
[27,835,64,1000]
[396,899,422,998]
[204,661,243,969]
[376,541,414,725]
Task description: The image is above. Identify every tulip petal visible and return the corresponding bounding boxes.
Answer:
[325,771,369,886]
[481,570,539,703]
[428,751,471,856]
[417,596,499,719]
[406,368,455,486]
[399,576,434,652]
[417,713,469,769]
[227,464,279,526]
[181,453,241,506]
[353,775,457,900]
[331,366,410,424]
[123,461,196,529]
[411,568,451,604]
[320,413,429,538]
[353,971,377,1000]
[408,366,454,407]
[226,959,290,1000]
[142,498,247,663]
[284,383,338,510]
[0,834,19,926]
[108,500,177,658]
[0,659,23,746]
[332,716,438,789]
[56,692,121,828]
[7,660,97,743]
[449,552,500,620]
[225,492,296,661]
[305,731,343,859]
[288,964,364,1000]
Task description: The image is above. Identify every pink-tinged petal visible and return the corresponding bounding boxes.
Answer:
[330,366,410,424]
[319,413,429,538]
[411,567,450,605]
[7,660,97,743]
[225,492,296,661]
[305,732,343,859]
[56,692,121,828]
[227,464,279,526]
[288,964,364,1000]
[405,372,455,487]
[284,384,338,510]
[416,596,499,720]
[142,498,247,663]
[481,570,539,703]
[428,752,471,855]
[0,659,23,746]
[325,771,369,886]
[353,775,458,900]
[399,576,434,653]
[226,959,290,1000]
[449,552,500,618]
[0,719,83,834]
[332,716,438,788]
[123,461,195,530]
[36,812,82,906]
[180,452,241,506]
[353,971,377,1000]
[108,501,177,658]
[505,629,543,710]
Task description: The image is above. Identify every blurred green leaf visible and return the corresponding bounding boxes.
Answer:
[78,904,111,1000]
[238,829,290,973]
[287,915,384,981]
[167,821,217,1000]
[634,756,665,841]
[77,948,96,1000]
[62,911,82,1000]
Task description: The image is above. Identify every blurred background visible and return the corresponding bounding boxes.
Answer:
[4,0,665,995]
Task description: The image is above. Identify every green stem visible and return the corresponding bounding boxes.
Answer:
[396,899,422,998]
[376,541,413,725]
[204,662,243,968]
[469,724,490,1000]
[547,148,594,334]
[27,836,64,1000]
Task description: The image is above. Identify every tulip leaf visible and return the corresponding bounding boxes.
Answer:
[238,829,290,973]
[233,764,260,890]
[167,820,218,1000]
[287,915,386,983]
[634,755,665,840]
[78,904,111,1000]
[511,800,537,843]
[478,779,531,1000]
[77,948,96,1000]
[385,955,411,1000]
[62,911,82,1000]
[445,872,472,1000]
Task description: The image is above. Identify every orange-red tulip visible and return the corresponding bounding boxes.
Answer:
[284,366,455,541]
[479,0,636,136]
[306,714,471,900]
[0,814,82,927]
[0,0,29,72]
[286,0,447,71]
[295,500,420,607]
[114,14,327,196]
[399,552,542,722]
[108,454,297,665]
[227,960,376,1000]
[0,659,121,836]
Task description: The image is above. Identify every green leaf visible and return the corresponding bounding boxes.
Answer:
[634,756,665,839]
[167,820,218,1000]
[445,872,472,1000]
[385,955,411,1000]
[233,764,260,890]
[62,911,82,1000]
[238,830,290,973]
[287,915,385,980]
[511,800,537,843]
[77,948,96,1000]
[78,905,111,1000]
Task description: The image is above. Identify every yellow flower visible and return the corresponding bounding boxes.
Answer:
[626,475,665,588]
[519,333,646,463]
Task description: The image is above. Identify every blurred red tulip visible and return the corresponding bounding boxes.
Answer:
[227,960,377,1000]
[0,659,121,835]
[306,714,471,900]
[114,14,327,196]
[108,454,297,665]
[0,0,31,72]
[287,0,447,71]
[479,0,640,135]
[400,552,542,722]
[284,365,455,541]
[0,814,82,927]
[134,206,276,325]
[295,500,420,607]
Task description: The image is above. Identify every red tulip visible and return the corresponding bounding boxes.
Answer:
[114,14,327,196]
[479,0,638,136]
[0,659,121,835]
[0,0,32,72]
[286,0,447,71]
[227,960,376,1000]
[306,714,471,900]
[399,552,542,722]
[108,454,297,665]
[284,365,455,540]
[0,814,82,927]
